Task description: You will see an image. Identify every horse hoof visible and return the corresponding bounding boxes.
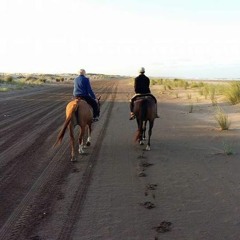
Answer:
[86,141,91,147]
[139,141,144,145]
[146,145,151,151]
[71,157,77,162]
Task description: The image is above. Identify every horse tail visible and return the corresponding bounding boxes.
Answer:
[141,99,148,120]
[54,101,78,146]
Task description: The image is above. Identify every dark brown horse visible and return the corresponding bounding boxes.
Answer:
[54,97,100,161]
[133,96,157,150]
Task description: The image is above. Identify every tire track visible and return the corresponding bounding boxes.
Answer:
[0,80,118,240]
[57,83,118,240]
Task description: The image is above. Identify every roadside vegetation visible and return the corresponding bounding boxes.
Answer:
[151,78,240,106]
[0,73,120,92]
[151,78,240,131]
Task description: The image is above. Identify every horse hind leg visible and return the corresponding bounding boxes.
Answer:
[78,127,85,154]
[86,125,92,146]
[138,122,144,145]
[69,125,77,161]
[142,121,147,141]
[146,121,154,151]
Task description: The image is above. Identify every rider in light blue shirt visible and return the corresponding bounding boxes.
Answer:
[73,69,99,121]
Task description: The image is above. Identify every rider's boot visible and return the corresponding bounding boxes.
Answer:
[129,112,136,120]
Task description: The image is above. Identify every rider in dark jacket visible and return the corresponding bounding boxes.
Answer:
[73,69,99,121]
[129,67,159,120]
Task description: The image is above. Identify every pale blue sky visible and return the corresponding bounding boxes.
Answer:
[1,0,240,78]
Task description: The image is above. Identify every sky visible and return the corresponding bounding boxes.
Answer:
[1,0,240,78]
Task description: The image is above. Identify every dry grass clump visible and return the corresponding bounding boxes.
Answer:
[188,102,193,113]
[223,82,240,105]
[214,106,231,130]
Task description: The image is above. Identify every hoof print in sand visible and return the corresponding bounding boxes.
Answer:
[139,201,155,209]
[145,184,157,198]
[138,171,146,177]
[146,183,157,190]
[153,221,172,233]
[140,161,153,168]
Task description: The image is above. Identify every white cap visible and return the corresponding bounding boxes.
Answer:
[79,69,86,75]
[139,67,145,73]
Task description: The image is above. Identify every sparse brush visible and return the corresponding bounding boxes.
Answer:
[191,81,204,88]
[222,141,233,155]
[184,82,188,90]
[199,89,204,96]
[187,93,192,99]
[224,82,240,105]
[175,92,179,98]
[6,76,13,82]
[151,79,157,85]
[211,98,218,106]
[209,87,217,105]
[188,102,193,113]
[209,87,215,100]
[158,79,163,85]
[203,86,209,99]
[214,106,231,130]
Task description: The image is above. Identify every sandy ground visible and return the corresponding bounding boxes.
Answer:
[1,78,240,240]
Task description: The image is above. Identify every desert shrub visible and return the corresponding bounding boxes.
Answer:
[198,89,204,96]
[187,93,192,99]
[166,84,172,90]
[203,85,210,99]
[222,141,233,155]
[209,86,216,105]
[188,102,193,113]
[40,78,46,83]
[191,81,205,88]
[223,82,240,105]
[151,79,157,85]
[6,76,13,82]
[214,106,231,130]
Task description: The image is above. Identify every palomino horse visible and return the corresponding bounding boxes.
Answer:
[55,97,100,161]
[133,96,156,151]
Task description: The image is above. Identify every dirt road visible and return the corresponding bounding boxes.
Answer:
[1,78,240,240]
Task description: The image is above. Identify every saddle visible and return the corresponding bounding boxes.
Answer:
[75,96,86,101]
[133,93,156,102]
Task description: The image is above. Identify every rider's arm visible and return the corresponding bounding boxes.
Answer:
[85,78,96,99]
[134,77,138,93]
